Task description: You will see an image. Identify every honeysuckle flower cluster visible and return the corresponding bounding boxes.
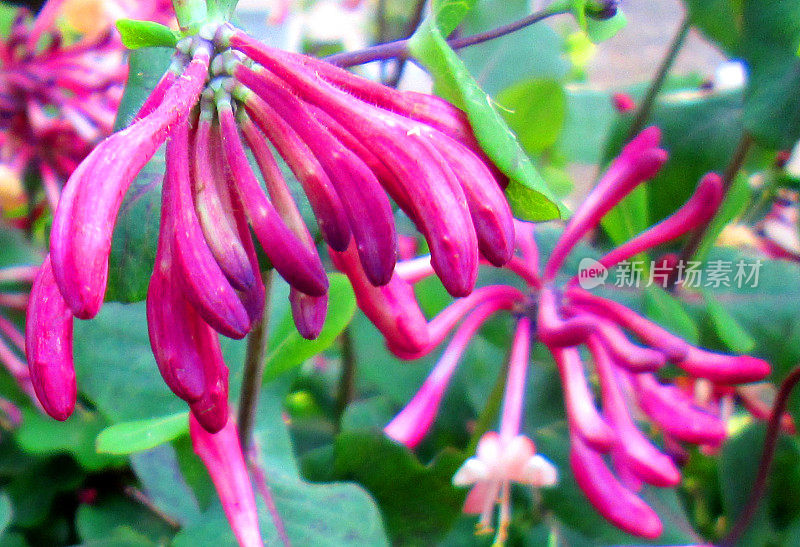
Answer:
[25,19,514,433]
[339,128,772,540]
[0,3,128,217]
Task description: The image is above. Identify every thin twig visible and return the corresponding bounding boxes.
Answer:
[324,6,569,68]
[334,329,356,432]
[722,365,800,545]
[625,17,691,141]
[466,352,511,455]
[675,132,754,271]
[124,486,182,530]
[237,271,274,451]
[384,0,428,88]
[248,441,291,547]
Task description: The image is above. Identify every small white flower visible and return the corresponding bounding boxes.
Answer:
[453,432,557,544]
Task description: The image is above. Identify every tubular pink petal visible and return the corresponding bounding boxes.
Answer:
[224,157,267,325]
[570,431,663,539]
[514,220,541,276]
[235,62,477,296]
[677,348,770,384]
[385,301,508,448]
[632,373,727,445]
[147,267,208,403]
[549,346,615,451]
[133,57,184,121]
[170,119,252,340]
[217,102,328,297]
[330,243,429,355]
[50,50,211,319]
[193,115,255,292]
[289,289,328,340]
[424,130,515,267]
[578,314,666,373]
[596,173,724,271]
[543,129,667,281]
[146,169,206,402]
[589,338,680,487]
[537,288,594,347]
[235,68,396,286]
[499,318,532,442]
[303,101,415,217]
[241,95,352,252]
[566,288,690,361]
[394,256,435,285]
[394,285,524,359]
[189,329,230,434]
[25,256,75,421]
[229,36,479,149]
[189,414,263,547]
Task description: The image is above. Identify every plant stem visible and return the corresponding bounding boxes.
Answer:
[124,486,182,529]
[722,365,800,545]
[334,329,356,432]
[237,271,273,451]
[324,6,569,68]
[466,355,511,454]
[626,16,691,141]
[676,132,754,269]
[171,0,208,33]
[384,0,428,88]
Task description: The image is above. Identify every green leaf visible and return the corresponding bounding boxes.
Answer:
[175,384,387,545]
[106,47,173,304]
[718,424,776,544]
[496,78,567,155]
[556,87,617,164]
[304,432,466,544]
[15,408,124,471]
[130,445,202,526]
[115,20,179,50]
[76,494,177,544]
[431,0,478,37]
[409,11,561,221]
[702,290,756,353]
[72,302,248,424]
[643,286,699,345]
[559,0,627,43]
[459,0,569,97]
[683,0,743,53]
[685,0,800,148]
[0,493,12,536]
[585,11,627,43]
[263,274,356,381]
[738,0,800,148]
[95,412,189,455]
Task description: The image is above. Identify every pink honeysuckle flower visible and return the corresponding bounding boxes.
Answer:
[372,128,772,539]
[0,2,136,222]
[612,92,636,113]
[453,432,557,542]
[452,319,557,544]
[29,14,513,431]
[190,413,263,547]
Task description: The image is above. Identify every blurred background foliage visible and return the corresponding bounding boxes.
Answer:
[2,0,800,545]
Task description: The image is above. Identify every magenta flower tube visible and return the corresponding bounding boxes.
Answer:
[190,414,263,547]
